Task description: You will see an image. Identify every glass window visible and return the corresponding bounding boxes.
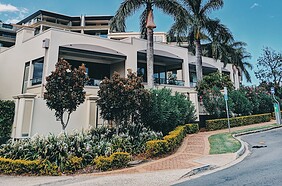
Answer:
[22,62,30,93]
[32,58,44,85]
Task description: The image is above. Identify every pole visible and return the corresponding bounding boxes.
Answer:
[225,99,231,133]
[224,87,231,133]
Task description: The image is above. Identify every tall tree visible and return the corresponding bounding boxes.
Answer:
[110,0,186,88]
[202,37,253,83]
[169,0,233,82]
[255,47,282,85]
[44,59,89,131]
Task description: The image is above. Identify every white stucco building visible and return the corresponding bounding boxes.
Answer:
[0,26,240,138]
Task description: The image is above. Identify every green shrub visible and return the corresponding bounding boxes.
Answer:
[0,100,15,144]
[229,90,253,116]
[64,156,83,173]
[93,156,112,171]
[146,124,199,157]
[146,140,168,157]
[206,113,271,131]
[111,152,131,169]
[0,157,59,176]
[143,88,196,135]
[94,152,131,171]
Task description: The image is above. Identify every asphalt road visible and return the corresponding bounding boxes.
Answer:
[176,127,282,186]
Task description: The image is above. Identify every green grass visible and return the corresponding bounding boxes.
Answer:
[209,123,279,154]
[209,133,241,154]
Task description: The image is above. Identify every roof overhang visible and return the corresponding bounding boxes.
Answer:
[137,49,183,67]
[59,44,126,64]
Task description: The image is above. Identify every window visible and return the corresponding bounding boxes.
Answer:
[32,58,44,85]
[22,62,30,93]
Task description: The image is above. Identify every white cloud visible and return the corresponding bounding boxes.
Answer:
[0,3,19,12]
[250,3,259,9]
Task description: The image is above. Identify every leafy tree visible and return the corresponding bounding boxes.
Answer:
[110,0,186,88]
[97,71,150,134]
[229,90,252,116]
[169,0,233,82]
[44,59,88,131]
[255,47,282,85]
[241,86,274,114]
[196,71,234,97]
[0,100,15,144]
[202,86,233,119]
[143,88,196,135]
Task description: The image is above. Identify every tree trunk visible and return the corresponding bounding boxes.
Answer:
[195,39,203,82]
[147,27,154,88]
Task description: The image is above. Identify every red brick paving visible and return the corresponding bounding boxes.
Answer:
[93,120,277,176]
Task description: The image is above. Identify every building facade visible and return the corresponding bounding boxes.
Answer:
[17,10,112,37]
[0,21,17,48]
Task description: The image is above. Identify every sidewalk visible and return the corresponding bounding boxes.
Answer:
[93,120,276,176]
[0,121,277,186]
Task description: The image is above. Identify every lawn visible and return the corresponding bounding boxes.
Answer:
[209,124,280,154]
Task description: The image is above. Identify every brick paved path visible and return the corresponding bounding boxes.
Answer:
[94,121,276,176]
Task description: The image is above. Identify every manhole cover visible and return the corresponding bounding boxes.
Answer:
[252,145,267,148]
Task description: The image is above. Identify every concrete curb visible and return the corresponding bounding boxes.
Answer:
[233,125,282,137]
[233,125,282,159]
[179,125,282,180]
[179,164,215,179]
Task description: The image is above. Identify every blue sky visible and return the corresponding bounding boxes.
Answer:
[0,0,282,85]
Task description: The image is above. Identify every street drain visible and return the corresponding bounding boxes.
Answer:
[252,145,267,148]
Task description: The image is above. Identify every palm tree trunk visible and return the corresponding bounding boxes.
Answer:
[195,39,203,82]
[147,27,154,88]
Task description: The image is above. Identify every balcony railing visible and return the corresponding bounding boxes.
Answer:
[154,78,185,86]
[86,78,102,86]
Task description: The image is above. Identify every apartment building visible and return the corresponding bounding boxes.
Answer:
[0,21,17,48]
[17,10,113,37]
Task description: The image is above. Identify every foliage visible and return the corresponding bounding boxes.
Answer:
[202,86,233,119]
[240,86,274,114]
[110,0,185,38]
[206,113,271,131]
[229,89,253,116]
[196,71,234,97]
[146,124,199,157]
[97,71,150,134]
[169,0,233,81]
[0,158,59,176]
[93,152,131,171]
[0,100,15,144]
[44,59,89,131]
[255,47,282,85]
[0,125,161,172]
[143,88,196,135]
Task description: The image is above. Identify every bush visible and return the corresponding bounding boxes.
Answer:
[0,125,161,172]
[229,90,253,116]
[64,156,83,173]
[202,86,233,118]
[0,100,15,144]
[94,152,131,171]
[0,158,59,176]
[146,124,199,157]
[143,88,196,135]
[206,113,271,131]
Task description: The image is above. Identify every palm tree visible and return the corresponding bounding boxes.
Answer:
[202,37,253,82]
[110,0,186,88]
[169,0,233,82]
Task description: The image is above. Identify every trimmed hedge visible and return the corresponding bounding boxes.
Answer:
[93,152,131,171]
[146,124,199,157]
[0,100,15,144]
[0,158,60,175]
[206,113,271,131]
